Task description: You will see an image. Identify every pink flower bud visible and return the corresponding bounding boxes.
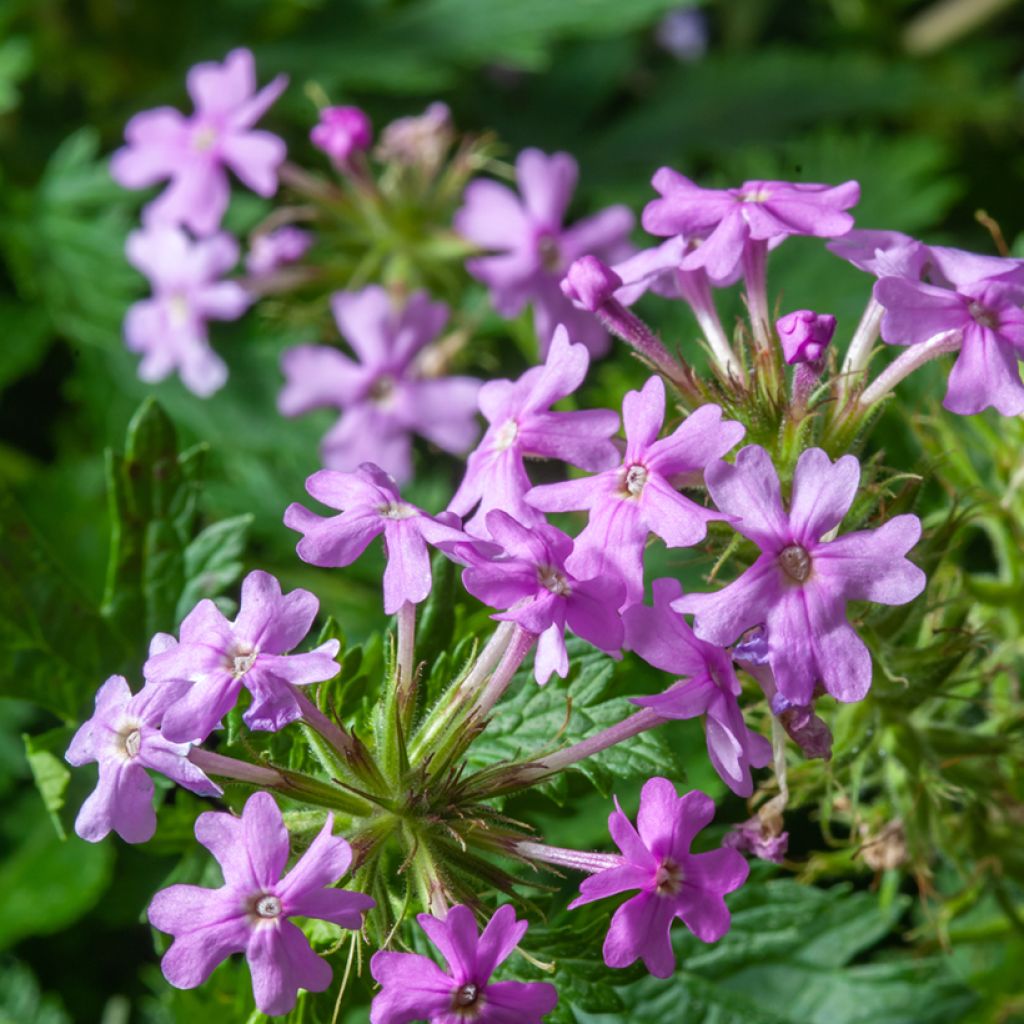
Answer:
[560,255,623,311]
[310,105,372,166]
[776,309,836,364]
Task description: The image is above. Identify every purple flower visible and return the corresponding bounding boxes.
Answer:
[370,904,557,1024]
[875,270,1024,416]
[123,225,250,396]
[527,376,745,604]
[624,579,770,796]
[449,325,620,535]
[111,48,288,236]
[284,463,468,614]
[246,226,313,278]
[569,778,748,977]
[377,101,453,171]
[676,446,926,706]
[149,791,373,1017]
[144,570,341,743]
[826,229,930,280]
[723,814,788,865]
[461,511,625,684]
[776,310,836,365]
[455,148,634,356]
[278,286,481,483]
[310,105,372,167]
[642,169,859,282]
[65,675,220,844]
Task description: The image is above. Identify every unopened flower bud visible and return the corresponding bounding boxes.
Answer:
[561,255,623,312]
[776,309,836,365]
[246,226,313,278]
[310,105,373,167]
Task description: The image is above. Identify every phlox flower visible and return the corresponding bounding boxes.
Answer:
[149,791,373,1017]
[123,225,250,396]
[65,675,220,844]
[144,570,341,743]
[455,148,634,356]
[676,446,926,706]
[111,48,287,236]
[570,778,748,977]
[370,904,558,1024]
[279,286,481,483]
[527,376,745,604]
[624,579,771,797]
[284,463,469,614]
[448,324,619,535]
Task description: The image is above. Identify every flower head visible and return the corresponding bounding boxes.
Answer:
[278,286,481,483]
[461,511,625,684]
[149,791,373,1017]
[676,446,926,706]
[624,579,770,796]
[123,225,250,396]
[65,675,221,843]
[310,105,373,167]
[776,309,836,365]
[370,904,557,1024]
[569,778,748,977]
[144,570,341,743]
[111,48,288,236]
[449,325,619,535]
[455,148,634,356]
[642,169,859,281]
[284,463,468,614]
[527,376,745,604]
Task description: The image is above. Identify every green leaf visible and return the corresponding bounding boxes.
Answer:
[22,727,74,839]
[175,513,253,624]
[0,959,72,1024]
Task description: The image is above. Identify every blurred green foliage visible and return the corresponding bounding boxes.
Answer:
[1,0,1023,1021]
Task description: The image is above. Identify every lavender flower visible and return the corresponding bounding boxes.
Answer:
[455,148,634,356]
[776,310,836,365]
[569,778,748,977]
[149,791,373,1017]
[64,675,220,843]
[123,225,250,396]
[642,170,860,282]
[144,570,341,743]
[449,325,619,535]
[676,446,926,706]
[527,376,745,604]
[826,228,930,280]
[370,904,557,1024]
[111,48,288,236]
[278,286,481,483]
[461,511,625,684]
[284,463,468,614]
[310,105,372,168]
[246,226,313,278]
[624,579,771,796]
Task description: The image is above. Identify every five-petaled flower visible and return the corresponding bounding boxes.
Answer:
[149,791,373,1017]
[570,778,748,977]
[370,904,558,1023]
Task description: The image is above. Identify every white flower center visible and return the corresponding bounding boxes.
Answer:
[493,419,519,451]
[968,301,998,330]
[256,894,282,918]
[193,125,218,152]
[624,463,648,497]
[379,501,417,520]
[370,374,396,405]
[778,544,811,583]
[739,188,771,203]
[118,723,143,760]
[230,645,259,679]
[167,294,190,328]
[537,233,562,272]
[654,858,684,897]
[538,566,571,596]
[454,983,480,1008]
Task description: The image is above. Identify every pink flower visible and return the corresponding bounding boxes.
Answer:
[123,225,250,396]
[278,286,481,483]
[310,105,372,167]
[624,579,771,796]
[449,325,619,535]
[461,511,625,684]
[370,904,558,1024]
[111,48,288,236]
[527,376,745,604]
[149,791,373,1017]
[284,463,468,614]
[569,778,748,977]
[776,309,836,365]
[65,675,220,844]
[455,148,634,356]
[144,570,341,743]
[676,447,926,706]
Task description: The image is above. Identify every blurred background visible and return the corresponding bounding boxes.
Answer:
[1,0,1023,1021]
